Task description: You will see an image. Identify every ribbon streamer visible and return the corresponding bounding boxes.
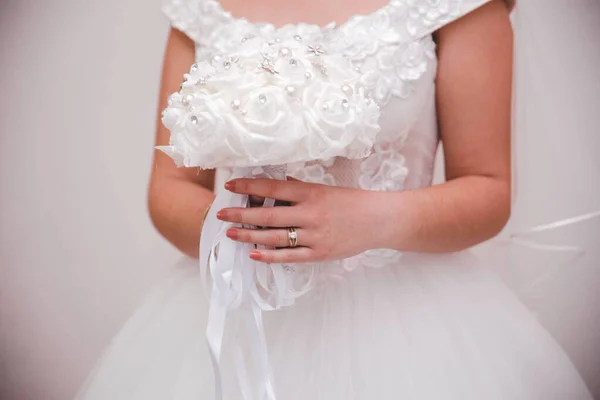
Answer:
[199,166,315,400]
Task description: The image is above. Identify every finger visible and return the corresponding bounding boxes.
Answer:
[249,247,316,264]
[225,178,311,202]
[227,227,310,248]
[217,206,307,228]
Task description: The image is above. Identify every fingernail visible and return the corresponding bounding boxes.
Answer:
[216,210,226,220]
[249,250,261,260]
[226,228,238,240]
[224,180,236,191]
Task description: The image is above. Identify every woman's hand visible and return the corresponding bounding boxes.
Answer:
[216,178,386,263]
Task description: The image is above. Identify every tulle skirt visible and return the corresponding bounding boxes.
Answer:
[76,251,592,399]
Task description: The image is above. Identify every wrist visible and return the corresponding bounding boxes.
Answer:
[358,190,404,251]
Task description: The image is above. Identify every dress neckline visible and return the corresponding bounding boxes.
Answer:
[210,0,396,31]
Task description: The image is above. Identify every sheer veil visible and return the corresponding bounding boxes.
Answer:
[485,0,600,392]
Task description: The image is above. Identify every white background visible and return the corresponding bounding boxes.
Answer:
[1,0,599,399]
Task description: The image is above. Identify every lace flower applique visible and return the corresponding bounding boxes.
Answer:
[359,143,409,191]
[405,0,463,37]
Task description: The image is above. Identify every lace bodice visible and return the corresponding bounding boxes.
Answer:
[162,0,492,274]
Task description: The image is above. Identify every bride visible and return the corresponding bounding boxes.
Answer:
[77,0,594,398]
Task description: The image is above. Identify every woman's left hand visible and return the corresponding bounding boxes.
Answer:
[216,178,387,264]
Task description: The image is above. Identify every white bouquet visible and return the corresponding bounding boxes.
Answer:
[159,31,380,400]
[159,34,380,169]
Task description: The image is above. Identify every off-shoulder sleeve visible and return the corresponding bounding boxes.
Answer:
[161,0,229,45]
[405,0,495,39]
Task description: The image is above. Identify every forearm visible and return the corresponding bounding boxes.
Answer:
[372,175,510,253]
[148,177,215,258]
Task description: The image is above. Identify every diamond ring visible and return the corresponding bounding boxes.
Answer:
[287,227,298,248]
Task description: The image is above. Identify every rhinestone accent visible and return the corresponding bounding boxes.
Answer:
[258,94,267,104]
[189,115,199,124]
[260,54,278,74]
[307,45,325,56]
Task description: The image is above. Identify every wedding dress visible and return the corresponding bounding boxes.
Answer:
[76,0,595,399]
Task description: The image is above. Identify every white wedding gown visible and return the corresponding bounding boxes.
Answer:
[76,0,594,399]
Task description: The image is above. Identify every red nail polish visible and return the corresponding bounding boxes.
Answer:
[226,228,238,240]
[249,250,261,260]
[216,210,226,220]
[224,180,236,191]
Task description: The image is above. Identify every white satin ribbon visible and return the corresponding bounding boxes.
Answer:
[199,166,314,400]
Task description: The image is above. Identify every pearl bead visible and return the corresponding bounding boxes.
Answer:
[211,55,222,65]
[341,84,353,96]
[241,109,247,116]
[285,86,296,96]
[278,47,291,57]
[258,94,267,104]
[304,72,312,79]
[294,35,302,41]
[181,94,194,106]
[230,99,241,109]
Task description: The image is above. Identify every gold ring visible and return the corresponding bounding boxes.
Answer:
[287,227,298,248]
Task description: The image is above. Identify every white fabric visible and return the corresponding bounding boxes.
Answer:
[75,0,594,399]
